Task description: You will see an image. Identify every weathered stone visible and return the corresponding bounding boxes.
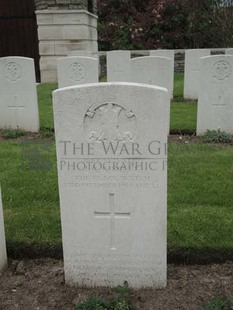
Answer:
[197,55,233,135]
[53,82,169,288]
[0,57,39,132]
[184,49,210,100]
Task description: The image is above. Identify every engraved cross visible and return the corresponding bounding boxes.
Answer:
[8,95,25,110]
[94,194,130,250]
[212,91,226,108]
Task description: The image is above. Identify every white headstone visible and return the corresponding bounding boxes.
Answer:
[57,57,99,88]
[0,57,39,132]
[0,187,7,273]
[184,49,210,100]
[197,55,233,135]
[226,48,233,55]
[53,82,169,288]
[150,50,174,97]
[131,56,173,99]
[107,50,131,82]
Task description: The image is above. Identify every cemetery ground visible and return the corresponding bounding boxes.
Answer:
[0,73,233,309]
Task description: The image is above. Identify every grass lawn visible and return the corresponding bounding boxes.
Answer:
[0,140,233,260]
[1,72,232,261]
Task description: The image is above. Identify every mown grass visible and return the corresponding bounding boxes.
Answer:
[168,143,233,251]
[1,140,233,257]
[0,140,61,245]
[37,83,57,129]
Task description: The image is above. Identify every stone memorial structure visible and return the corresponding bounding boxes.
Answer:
[57,56,99,88]
[197,55,233,135]
[53,82,169,288]
[36,0,98,83]
[0,57,39,132]
[131,56,173,99]
[67,50,93,57]
[0,187,7,274]
[67,50,98,59]
[184,49,210,100]
[150,50,174,96]
[107,51,131,82]
[226,48,233,55]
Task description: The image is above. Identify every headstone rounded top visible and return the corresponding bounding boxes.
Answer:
[57,57,99,88]
[132,56,172,62]
[53,81,168,95]
[201,55,233,81]
[185,49,211,54]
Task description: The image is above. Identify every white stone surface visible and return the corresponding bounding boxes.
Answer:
[131,56,173,99]
[57,57,99,88]
[0,187,7,274]
[0,57,39,132]
[38,25,97,41]
[67,50,93,57]
[55,41,98,56]
[226,48,233,55]
[53,82,169,288]
[41,70,57,84]
[107,51,131,82]
[184,49,210,100]
[150,50,174,96]
[36,10,98,27]
[197,55,233,135]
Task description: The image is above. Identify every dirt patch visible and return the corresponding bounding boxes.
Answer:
[168,134,233,147]
[169,134,200,144]
[0,259,233,310]
[0,131,54,141]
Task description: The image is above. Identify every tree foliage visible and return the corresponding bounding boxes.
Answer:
[97,0,233,50]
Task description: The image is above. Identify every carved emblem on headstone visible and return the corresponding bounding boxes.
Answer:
[84,103,137,142]
[212,61,232,80]
[70,63,86,82]
[4,62,22,81]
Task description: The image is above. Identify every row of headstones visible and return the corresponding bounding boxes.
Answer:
[106,49,233,101]
[65,48,233,101]
[57,50,174,99]
[58,49,233,135]
[184,48,233,100]
[1,50,233,135]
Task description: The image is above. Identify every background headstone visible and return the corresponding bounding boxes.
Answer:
[0,187,7,274]
[53,82,169,288]
[226,48,233,55]
[107,50,131,82]
[131,56,173,99]
[197,55,233,135]
[57,57,99,88]
[184,49,210,100]
[0,57,39,132]
[150,50,174,96]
